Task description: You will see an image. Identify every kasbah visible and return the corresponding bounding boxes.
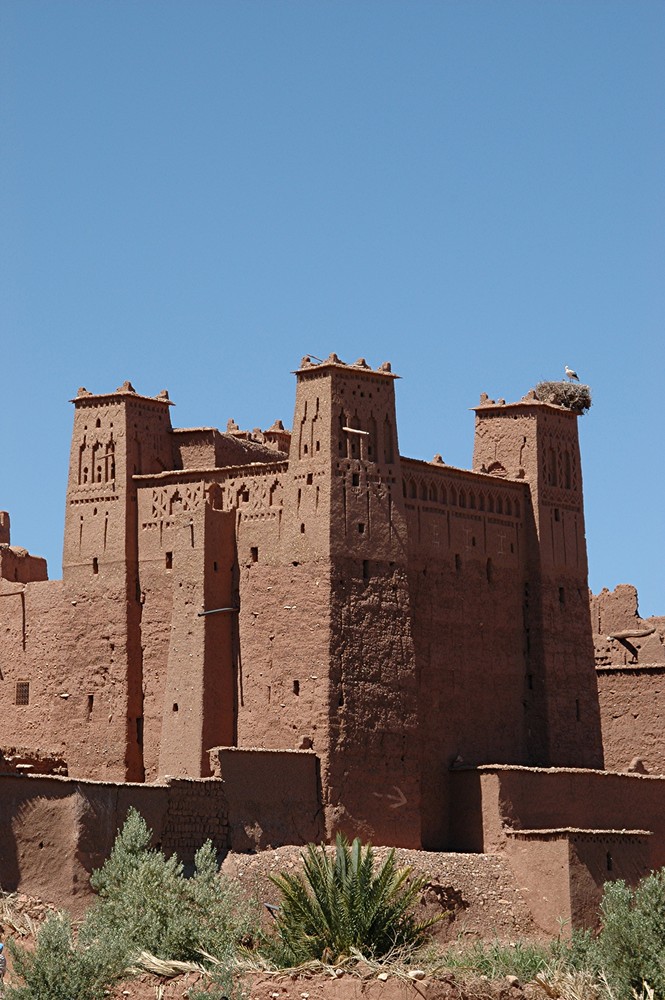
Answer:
[1,353,663,932]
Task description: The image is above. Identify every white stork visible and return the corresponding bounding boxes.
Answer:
[564,365,580,382]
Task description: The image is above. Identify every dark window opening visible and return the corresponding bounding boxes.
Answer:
[242,490,250,502]
[363,559,370,580]
[165,551,173,569]
[554,508,560,522]
[173,703,179,712]
[213,561,218,572]
[87,694,94,718]
[136,716,144,747]
[92,557,99,575]
[303,444,308,454]
[300,523,305,533]
[358,522,365,534]
[606,851,613,872]
[338,689,344,707]
[306,473,313,485]
[293,680,300,695]
[352,473,360,487]
[251,546,259,563]
[316,441,320,451]
[559,586,566,605]
[16,681,30,706]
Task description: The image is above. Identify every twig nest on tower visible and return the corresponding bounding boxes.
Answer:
[535,381,592,413]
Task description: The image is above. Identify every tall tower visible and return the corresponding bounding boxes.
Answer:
[291,355,422,846]
[63,382,174,779]
[472,393,603,767]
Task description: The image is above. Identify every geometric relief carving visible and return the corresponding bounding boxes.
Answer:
[152,488,169,519]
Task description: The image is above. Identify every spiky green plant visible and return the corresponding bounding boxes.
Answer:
[268,834,442,965]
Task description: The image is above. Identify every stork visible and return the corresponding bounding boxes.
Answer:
[564,365,580,381]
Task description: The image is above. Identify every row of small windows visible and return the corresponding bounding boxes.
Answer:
[402,478,520,517]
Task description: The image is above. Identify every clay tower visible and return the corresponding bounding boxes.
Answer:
[63,383,174,779]
[472,392,603,768]
[291,355,422,846]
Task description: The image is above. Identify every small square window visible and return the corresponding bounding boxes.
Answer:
[16,681,30,706]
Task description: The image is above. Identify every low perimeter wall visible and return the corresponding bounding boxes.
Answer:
[449,765,665,933]
[449,764,665,867]
[0,749,322,915]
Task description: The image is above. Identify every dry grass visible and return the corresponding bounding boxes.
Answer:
[535,382,592,413]
[0,891,41,938]
[534,962,602,1000]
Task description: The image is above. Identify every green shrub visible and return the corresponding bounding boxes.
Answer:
[592,872,665,998]
[268,833,441,965]
[85,808,258,963]
[5,911,127,1000]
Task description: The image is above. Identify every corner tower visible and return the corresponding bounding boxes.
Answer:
[62,382,174,779]
[472,391,603,768]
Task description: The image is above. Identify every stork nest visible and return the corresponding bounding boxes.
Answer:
[535,381,592,413]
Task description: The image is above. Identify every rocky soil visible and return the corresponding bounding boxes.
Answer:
[1,848,547,1000]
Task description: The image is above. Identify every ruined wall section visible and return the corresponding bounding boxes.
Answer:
[473,399,603,769]
[171,428,286,471]
[591,585,665,774]
[401,459,532,847]
[0,516,48,584]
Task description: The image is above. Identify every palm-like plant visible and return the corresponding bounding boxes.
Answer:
[269,834,441,965]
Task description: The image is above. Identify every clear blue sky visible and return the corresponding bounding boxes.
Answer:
[1,0,663,614]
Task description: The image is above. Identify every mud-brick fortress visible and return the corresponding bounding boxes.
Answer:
[2,353,665,930]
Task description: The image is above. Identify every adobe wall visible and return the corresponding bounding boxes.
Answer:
[401,460,534,847]
[597,666,665,773]
[0,576,137,780]
[210,747,323,849]
[505,829,651,934]
[591,585,665,774]
[0,748,321,915]
[450,765,665,869]
[0,773,226,915]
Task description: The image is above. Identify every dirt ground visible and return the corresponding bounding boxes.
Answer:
[1,847,547,1000]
